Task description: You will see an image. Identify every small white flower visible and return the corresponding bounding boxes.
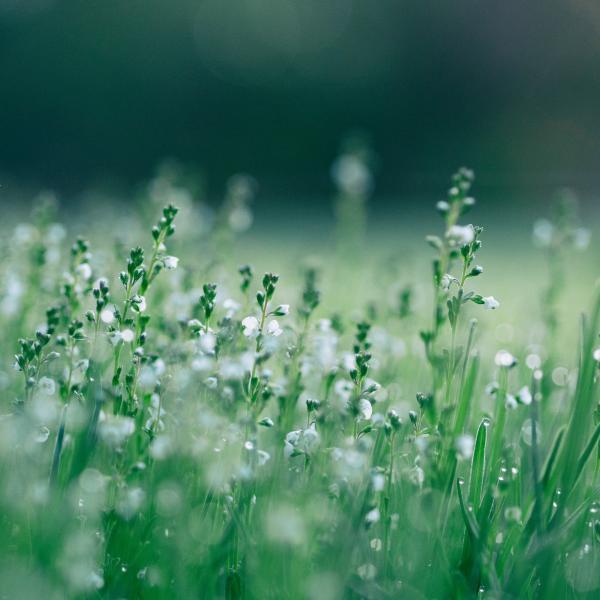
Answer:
[273,304,289,316]
[100,308,115,324]
[204,376,218,389]
[38,376,56,396]
[363,378,381,394]
[163,255,179,270]
[370,538,383,551]
[365,507,380,524]
[298,423,320,454]
[372,473,385,492]
[284,424,320,457]
[318,319,332,332]
[131,295,147,312]
[266,319,283,337]
[440,273,455,291]
[153,358,166,376]
[517,385,533,406]
[98,413,136,447]
[76,262,92,280]
[187,319,202,332]
[483,296,500,310]
[223,298,240,317]
[357,563,377,581]
[485,381,499,396]
[506,394,518,409]
[593,347,600,362]
[138,366,157,390]
[342,353,356,371]
[358,398,373,420]
[121,329,135,343]
[109,331,122,346]
[334,379,353,402]
[242,316,259,337]
[495,350,517,368]
[199,332,216,354]
[284,429,301,458]
[447,224,475,246]
[149,435,173,460]
[455,434,475,460]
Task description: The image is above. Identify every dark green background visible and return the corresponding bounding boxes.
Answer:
[1,1,600,205]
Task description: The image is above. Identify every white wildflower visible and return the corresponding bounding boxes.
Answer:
[266,319,283,337]
[483,296,500,310]
[441,273,455,291]
[372,473,385,492]
[75,262,92,280]
[120,329,135,343]
[357,563,377,581]
[517,385,533,405]
[163,255,179,270]
[447,224,475,246]
[98,413,135,447]
[223,298,240,317]
[131,295,147,312]
[38,376,56,396]
[273,304,289,316]
[100,308,115,324]
[455,434,475,460]
[242,316,259,337]
[506,393,518,409]
[358,398,373,420]
[495,350,517,368]
[365,507,380,525]
[199,332,216,354]
[370,538,383,551]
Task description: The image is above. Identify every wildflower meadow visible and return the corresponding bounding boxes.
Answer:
[0,158,599,600]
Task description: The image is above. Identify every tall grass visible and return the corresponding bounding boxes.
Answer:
[0,168,598,599]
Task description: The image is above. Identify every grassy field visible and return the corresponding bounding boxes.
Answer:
[0,166,599,599]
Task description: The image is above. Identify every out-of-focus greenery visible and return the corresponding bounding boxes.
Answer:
[2,1,600,199]
[0,162,599,599]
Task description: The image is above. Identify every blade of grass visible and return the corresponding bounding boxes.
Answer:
[468,417,488,510]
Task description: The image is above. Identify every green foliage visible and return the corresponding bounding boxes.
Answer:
[0,170,598,599]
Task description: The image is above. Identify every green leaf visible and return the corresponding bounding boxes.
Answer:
[468,418,488,511]
[573,422,600,488]
[457,478,480,543]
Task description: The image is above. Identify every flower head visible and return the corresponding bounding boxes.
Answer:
[483,296,500,310]
[266,319,283,337]
[121,329,135,343]
[447,224,475,246]
[242,316,259,337]
[163,255,179,270]
[495,350,517,368]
